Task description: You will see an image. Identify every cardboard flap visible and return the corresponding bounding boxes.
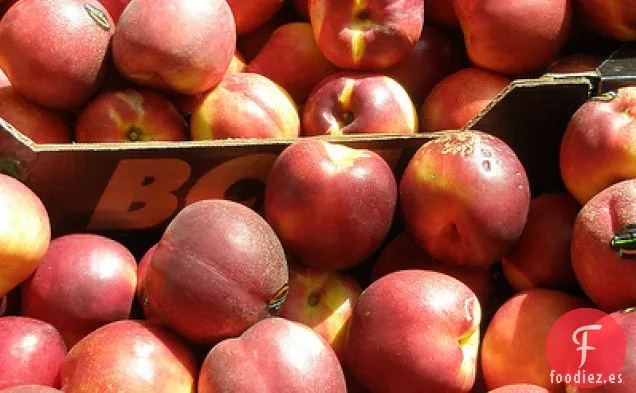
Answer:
[465,75,594,195]
[597,43,636,92]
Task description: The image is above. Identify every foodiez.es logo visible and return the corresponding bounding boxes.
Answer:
[546,308,626,389]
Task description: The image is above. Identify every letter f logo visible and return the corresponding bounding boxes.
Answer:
[572,324,603,368]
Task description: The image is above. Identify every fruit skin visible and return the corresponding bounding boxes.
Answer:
[0,0,114,110]
[0,316,67,389]
[481,288,589,391]
[419,68,511,132]
[571,179,636,312]
[502,192,580,292]
[347,270,482,393]
[453,0,573,75]
[135,243,160,323]
[98,0,130,22]
[0,386,63,393]
[566,308,636,392]
[371,232,493,306]
[227,0,284,34]
[199,317,347,393]
[246,22,339,105]
[264,140,398,270]
[488,384,550,393]
[168,50,246,116]
[302,72,418,136]
[20,234,138,348]
[112,0,236,95]
[0,174,51,298]
[399,131,531,267]
[383,26,465,107]
[575,0,636,42]
[143,199,289,345]
[74,88,188,143]
[559,87,636,205]
[309,0,425,70]
[190,72,300,140]
[60,320,197,393]
[0,86,72,143]
[278,261,362,363]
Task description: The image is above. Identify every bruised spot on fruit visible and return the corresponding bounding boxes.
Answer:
[84,4,111,32]
[434,131,482,157]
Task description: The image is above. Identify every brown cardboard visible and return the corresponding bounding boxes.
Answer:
[0,44,632,243]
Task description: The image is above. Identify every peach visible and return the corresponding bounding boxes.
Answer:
[502,192,580,292]
[575,0,636,41]
[571,179,636,312]
[372,232,494,306]
[21,234,138,348]
[199,317,347,392]
[227,0,284,34]
[0,387,63,393]
[60,320,197,392]
[0,316,67,389]
[419,67,511,132]
[191,72,300,140]
[481,288,590,391]
[0,86,72,143]
[143,199,289,344]
[302,72,418,136]
[383,26,466,107]
[453,0,573,75]
[309,0,424,69]
[560,87,636,204]
[347,270,482,393]
[564,307,636,392]
[264,140,397,270]
[0,174,50,297]
[74,88,188,143]
[112,0,236,94]
[0,0,114,109]
[246,22,339,105]
[278,261,362,363]
[399,131,531,267]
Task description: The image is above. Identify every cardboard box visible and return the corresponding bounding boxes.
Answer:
[0,43,633,250]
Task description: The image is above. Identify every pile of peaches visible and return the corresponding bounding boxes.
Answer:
[0,0,636,392]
